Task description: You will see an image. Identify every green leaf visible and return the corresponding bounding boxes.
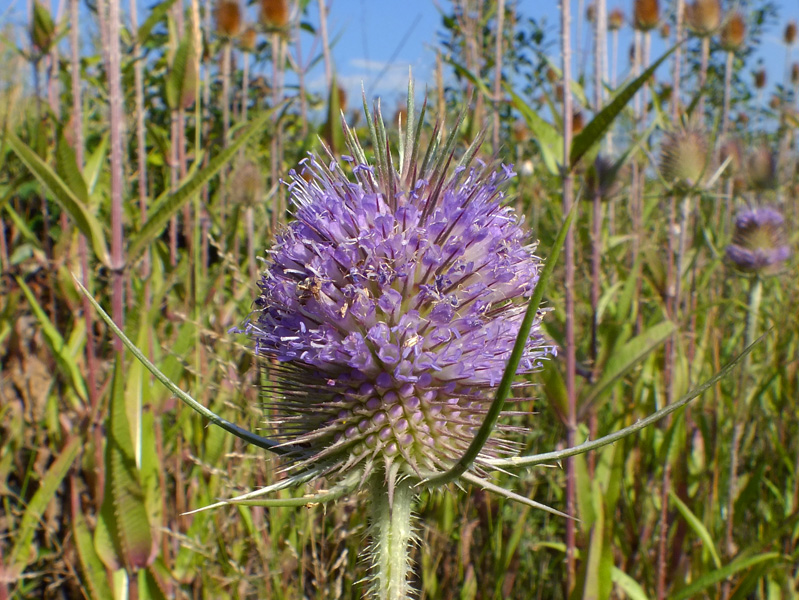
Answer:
[127,107,275,264]
[671,553,783,600]
[669,490,722,569]
[73,510,114,600]
[17,277,88,405]
[611,567,651,600]
[570,42,680,168]
[6,129,109,265]
[138,0,176,44]
[84,134,109,194]
[166,33,195,110]
[580,320,675,416]
[505,85,562,175]
[56,132,89,203]
[101,356,154,569]
[7,437,80,573]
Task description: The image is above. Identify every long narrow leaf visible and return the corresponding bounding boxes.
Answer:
[669,490,722,569]
[6,129,109,265]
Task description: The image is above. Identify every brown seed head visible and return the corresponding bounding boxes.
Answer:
[633,0,659,31]
[785,21,797,45]
[608,8,625,30]
[720,12,746,51]
[572,111,585,135]
[754,69,767,89]
[685,0,721,37]
[215,0,242,37]
[747,143,777,190]
[737,112,749,126]
[260,0,290,28]
[659,22,671,39]
[792,63,799,85]
[546,67,558,83]
[769,95,781,111]
[586,3,596,24]
[239,27,257,52]
[512,120,530,143]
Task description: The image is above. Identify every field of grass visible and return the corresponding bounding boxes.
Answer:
[1,0,798,598]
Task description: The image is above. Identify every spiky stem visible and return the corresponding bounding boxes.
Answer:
[721,51,733,140]
[368,477,415,600]
[492,0,505,151]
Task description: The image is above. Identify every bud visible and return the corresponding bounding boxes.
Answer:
[720,12,746,52]
[754,69,767,90]
[785,21,797,45]
[239,27,258,52]
[215,0,242,37]
[660,128,709,190]
[726,207,790,275]
[633,0,660,31]
[260,0,290,28]
[608,8,625,31]
[747,143,777,191]
[685,0,721,37]
[31,0,55,56]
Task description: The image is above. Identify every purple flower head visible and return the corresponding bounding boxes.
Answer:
[726,206,791,275]
[240,103,553,491]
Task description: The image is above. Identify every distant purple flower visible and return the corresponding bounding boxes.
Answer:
[241,143,552,486]
[726,207,791,275]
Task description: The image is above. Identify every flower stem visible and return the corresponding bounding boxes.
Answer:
[369,477,415,600]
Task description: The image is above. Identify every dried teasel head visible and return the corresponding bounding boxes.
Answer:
[746,143,778,191]
[512,120,530,143]
[659,22,671,39]
[768,95,782,111]
[785,21,798,45]
[608,8,625,30]
[230,160,263,207]
[660,127,709,190]
[239,27,258,52]
[633,0,659,31]
[586,3,596,24]
[792,63,799,85]
[720,12,746,52]
[260,0,291,29]
[215,0,242,37]
[719,138,744,175]
[754,69,767,90]
[685,0,722,37]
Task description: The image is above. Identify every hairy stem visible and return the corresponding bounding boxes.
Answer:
[368,477,415,600]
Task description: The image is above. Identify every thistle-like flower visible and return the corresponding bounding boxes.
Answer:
[726,207,791,275]
[660,127,709,191]
[241,99,553,498]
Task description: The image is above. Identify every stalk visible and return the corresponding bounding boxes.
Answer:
[107,0,125,347]
[318,0,332,92]
[561,0,577,591]
[721,276,762,600]
[697,36,710,122]
[721,51,733,140]
[492,0,505,151]
[368,477,415,600]
[294,21,309,136]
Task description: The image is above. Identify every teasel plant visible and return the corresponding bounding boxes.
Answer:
[64,59,762,596]
[685,0,721,119]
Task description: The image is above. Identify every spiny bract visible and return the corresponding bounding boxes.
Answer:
[240,107,553,492]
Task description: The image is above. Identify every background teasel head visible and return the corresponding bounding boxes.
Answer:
[239,98,553,498]
[685,0,722,37]
[584,155,622,201]
[785,20,798,45]
[746,143,778,191]
[238,27,258,52]
[720,12,747,52]
[754,68,767,89]
[215,0,242,38]
[660,127,709,191]
[633,0,660,31]
[260,0,291,29]
[726,207,791,275]
[608,8,625,31]
[230,160,263,207]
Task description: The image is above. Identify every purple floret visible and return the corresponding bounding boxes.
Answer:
[726,206,791,275]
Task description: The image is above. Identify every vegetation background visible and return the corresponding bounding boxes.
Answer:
[0,0,797,598]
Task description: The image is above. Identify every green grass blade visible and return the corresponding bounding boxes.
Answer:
[73,510,114,600]
[671,553,783,600]
[6,129,110,265]
[669,490,722,569]
[422,205,577,487]
[569,41,681,169]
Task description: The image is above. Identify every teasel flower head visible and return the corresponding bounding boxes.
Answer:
[215,0,242,38]
[660,127,709,191]
[685,0,722,37]
[726,207,791,275]
[633,0,660,31]
[720,12,746,52]
[746,143,778,191]
[239,26,258,52]
[785,21,798,45]
[239,94,553,497]
[659,22,671,39]
[260,0,291,29]
[608,8,625,30]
